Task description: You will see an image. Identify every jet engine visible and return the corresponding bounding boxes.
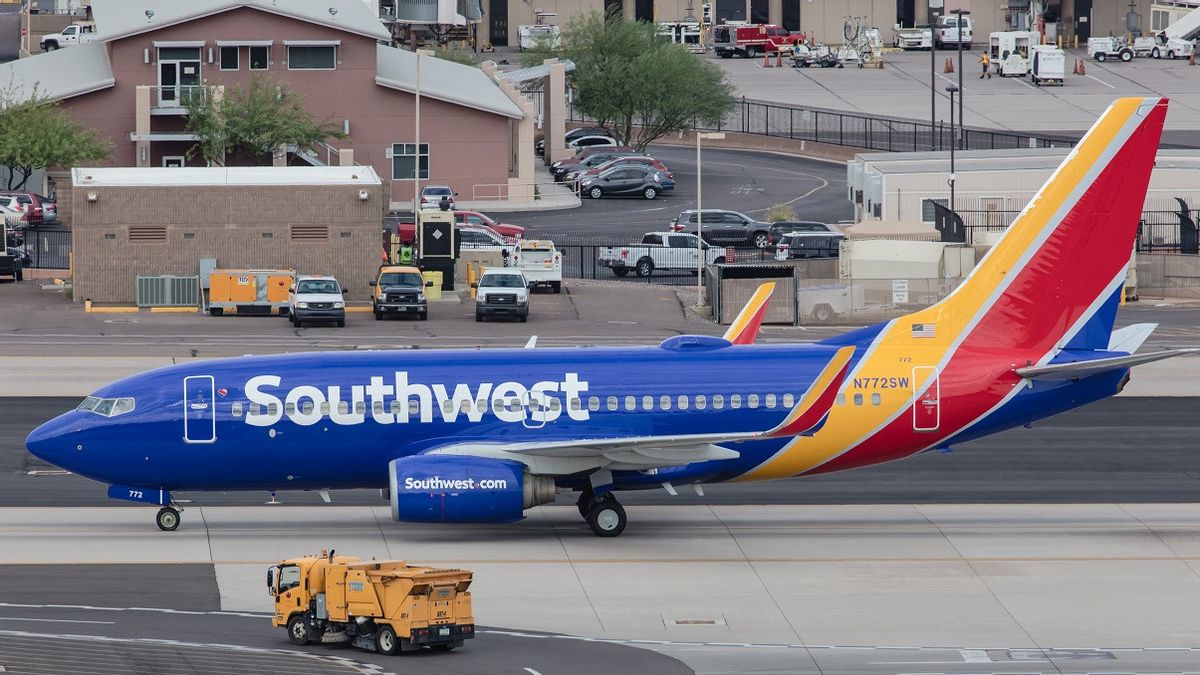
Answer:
[388,455,556,523]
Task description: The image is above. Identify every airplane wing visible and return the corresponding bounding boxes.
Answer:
[723,282,776,345]
[1015,348,1198,381]
[425,346,854,473]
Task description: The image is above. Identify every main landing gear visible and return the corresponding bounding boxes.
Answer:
[156,505,182,531]
[576,490,627,537]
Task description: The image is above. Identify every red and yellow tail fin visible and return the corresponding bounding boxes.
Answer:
[723,282,775,345]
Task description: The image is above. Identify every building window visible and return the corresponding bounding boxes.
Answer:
[391,143,429,180]
[288,45,336,70]
[220,46,239,70]
[921,198,949,223]
[250,45,269,70]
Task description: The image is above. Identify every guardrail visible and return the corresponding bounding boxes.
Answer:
[468,180,581,209]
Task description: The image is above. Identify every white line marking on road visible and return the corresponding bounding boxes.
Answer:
[0,617,115,625]
[523,669,543,675]
[1086,73,1116,89]
[959,649,991,663]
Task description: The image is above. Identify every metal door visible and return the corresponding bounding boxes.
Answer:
[912,366,940,432]
[489,0,508,46]
[183,375,217,443]
[1074,0,1092,41]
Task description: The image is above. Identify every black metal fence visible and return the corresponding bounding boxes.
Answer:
[556,242,785,285]
[7,228,71,269]
[950,209,1200,254]
[568,97,1079,153]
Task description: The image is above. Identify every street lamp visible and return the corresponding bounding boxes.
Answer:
[952,9,968,150]
[695,131,725,307]
[945,83,959,214]
[412,48,434,218]
[927,22,936,150]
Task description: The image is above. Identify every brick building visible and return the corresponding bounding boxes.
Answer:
[70,166,383,304]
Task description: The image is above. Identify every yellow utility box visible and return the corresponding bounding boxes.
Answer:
[421,271,443,300]
[269,550,474,655]
[207,269,293,316]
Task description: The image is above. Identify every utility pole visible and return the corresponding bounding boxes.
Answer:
[946,83,959,215]
[953,9,968,150]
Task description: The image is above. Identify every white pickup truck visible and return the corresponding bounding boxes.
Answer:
[40,22,97,51]
[598,232,726,278]
[510,239,563,293]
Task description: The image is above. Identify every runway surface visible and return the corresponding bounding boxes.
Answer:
[4,397,1199,507]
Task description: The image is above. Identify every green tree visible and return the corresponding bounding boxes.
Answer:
[0,94,109,190]
[185,76,344,166]
[562,10,734,151]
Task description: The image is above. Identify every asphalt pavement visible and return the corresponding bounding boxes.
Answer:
[5,397,1198,507]
[511,145,853,243]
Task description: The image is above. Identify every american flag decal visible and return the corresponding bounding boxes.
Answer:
[911,323,936,338]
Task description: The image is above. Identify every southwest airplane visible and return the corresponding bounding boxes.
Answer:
[26,97,1191,537]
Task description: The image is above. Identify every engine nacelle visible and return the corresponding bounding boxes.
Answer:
[388,455,556,524]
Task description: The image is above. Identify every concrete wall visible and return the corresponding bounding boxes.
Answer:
[71,180,383,304]
[59,7,513,206]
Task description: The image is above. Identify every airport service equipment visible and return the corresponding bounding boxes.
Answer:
[989,31,1039,76]
[269,551,474,654]
[1161,4,1200,43]
[658,21,705,52]
[713,23,802,58]
[1088,36,1134,62]
[207,269,293,317]
[510,240,562,293]
[1030,45,1066,85]
[1132,35,1194,59]
[892,24,932,49]
[518,13,560,51]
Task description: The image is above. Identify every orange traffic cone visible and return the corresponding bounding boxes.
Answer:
[763,51,771,68]
[1190,52,1196,66]
[943,57,954,73]
[776,50,783,67]
[1071,58,1079,74]
[1078,59,1086,75]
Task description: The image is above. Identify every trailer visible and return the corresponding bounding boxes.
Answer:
[988,31,1039,76]
[1029,45,1065,86]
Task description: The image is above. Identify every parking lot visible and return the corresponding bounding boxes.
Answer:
[712,47,1200,143]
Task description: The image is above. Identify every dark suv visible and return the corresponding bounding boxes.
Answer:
[775,231,845,260]
[669,209,774,248]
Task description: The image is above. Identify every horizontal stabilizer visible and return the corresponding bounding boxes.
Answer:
[1107,323,1157,353]
[1015,349,1198,381]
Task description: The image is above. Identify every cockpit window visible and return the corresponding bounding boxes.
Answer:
[77,396,136,417]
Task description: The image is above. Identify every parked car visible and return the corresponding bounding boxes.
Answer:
[288,275,345,328]
[6,246,30,268]
[566,156,673,184]
[475,268,529,322]
[598,232,725,278]
[768,221,840,240]
[552,149,642,182]
[33,195,58,224]
[419,185,456,210]
[581,165,673,200]
[370,265,428,320]
[40,21,97,51]
[550,146,636,176]
[537,127,616,156]
[0,193,42,226]
[775,231,845,260]
[669,209,774,248]
[453,211,525,241]
[566,135,618,150]
[0,196,29,231]
[0,249,21,281]
[458,225,517,255]
[510,240,562,293]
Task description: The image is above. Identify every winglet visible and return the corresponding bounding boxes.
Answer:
[765,345,854,438]
[723,282,776,345]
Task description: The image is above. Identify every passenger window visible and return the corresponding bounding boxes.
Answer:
[303,401,316,415]
[712,394,724,410]
[695,394,707,410]
[459,400,471,413]
[231,402,243,417]
[570,398,582,411]
[389,400,400,414]
[250,403,261,416]
[284,402,296,415]
[268,403,279,417]
[642,396,653,411]
[607,396,618,411]
[373,401,384,415]
[853,393,863,406]
[355,401,366,415]
[765,394,777,409]
[783,393,795,407]
[442,400,454,414]
[548,398,561,412]
[871,393,882,406]
[507,398,521,412]
[476,399,487,412]
[730,394,742,409]
[677,395,689,410]
[659,395,671,410]
[319,402,330,416]
[625,396,636,411]
[409,401,420,415]
[747,394,759,409]
[339,401,350,415]
[836,393,846,406]
[588,397,601,412]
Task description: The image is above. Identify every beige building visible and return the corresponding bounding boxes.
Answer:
[70,166,384,304]
[478,0,1154,48]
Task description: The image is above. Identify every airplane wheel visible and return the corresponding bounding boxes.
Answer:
[156,507,180,532]
[586,498,626,537]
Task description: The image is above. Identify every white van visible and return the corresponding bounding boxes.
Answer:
[510,240,563,293]
[933,14,972,49]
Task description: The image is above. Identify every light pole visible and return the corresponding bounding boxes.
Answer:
[928,22,936,150]
[695,131,725,307]
[412,48,433,219]
[952,9,968,150]
[945,83,959,214]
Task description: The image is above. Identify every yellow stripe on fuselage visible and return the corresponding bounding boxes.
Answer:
[738,98,1144,481]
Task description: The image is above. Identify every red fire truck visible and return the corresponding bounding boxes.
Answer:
[713,24,803,58]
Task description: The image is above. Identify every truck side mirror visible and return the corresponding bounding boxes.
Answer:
[368,280,377,286]
[266,567,275,594]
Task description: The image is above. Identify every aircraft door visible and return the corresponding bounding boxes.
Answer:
[912,366,940,432]
[183,375,217,443]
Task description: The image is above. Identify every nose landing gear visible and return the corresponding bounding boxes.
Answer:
[155,505,181,531]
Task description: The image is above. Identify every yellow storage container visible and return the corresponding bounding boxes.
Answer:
[422,271,443,300]
[207,269,294,316]
[266,274,292,303]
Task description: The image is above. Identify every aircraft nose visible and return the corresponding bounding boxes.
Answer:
[25,414,78,468]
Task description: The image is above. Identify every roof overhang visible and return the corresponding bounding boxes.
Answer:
[283,39,342,46]
[214,40,274,47]
[95,2,390,44]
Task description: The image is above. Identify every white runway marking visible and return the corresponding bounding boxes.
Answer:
[1086,73,1116,89]
[0,617,115,625]
[523,669,543,675]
